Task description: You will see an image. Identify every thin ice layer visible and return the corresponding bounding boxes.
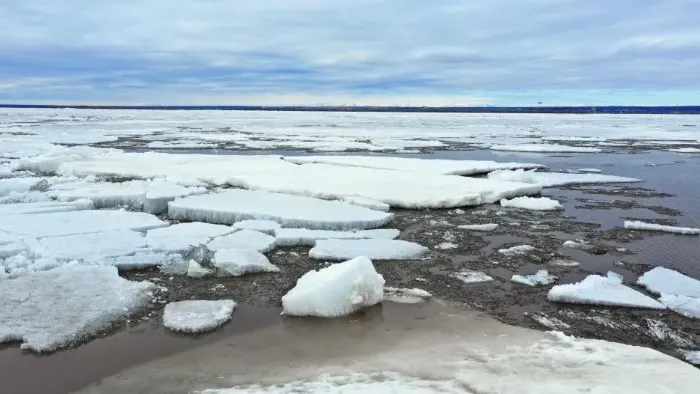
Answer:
[146,222,236,252]
[169,190,393,230]
[488,169,641,187]
[548,274,666,309]
[309,239,429,260]
[282,256,385,317]
[0,265,154,352]
[624,221,700,235]
[163,300,237,333]
[213,249,280,276]
[275,228,400,246]
[637,267,700,297]
[208,230,277,253]
[500,196,563,211]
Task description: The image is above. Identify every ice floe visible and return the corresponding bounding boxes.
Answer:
[143,179,206,214]
[32,230,147,260]
[499,245,536,256]
[500,196,563,211]
[207,230,277,253]
[232,220,281,235]
[637,267,700,298]
[282,256,385,317]
[0,265,154,352]
[490,143,601,153]
[452,270,494,284]
[0,199,94,215]
[548,273,666,309]
[458,223,498,231]
[624,221,700,235]
[0,177,43,197]
[274,228,400,246]
[213,249,280,276]
[511,270,557,286]
[146,222,236,253]
[163,300,237,333]
[187,260,213,278]
[487,169,641,187]
[309,239,429,260]
[659,294,700,319]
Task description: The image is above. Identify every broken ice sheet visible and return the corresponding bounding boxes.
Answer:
[163,300,237,333]
[548,274,665,309]
[309,239,429,260]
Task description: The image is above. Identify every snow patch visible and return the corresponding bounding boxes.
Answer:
[638,267,700,298]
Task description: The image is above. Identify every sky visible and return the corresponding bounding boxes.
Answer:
[1,0,699,106]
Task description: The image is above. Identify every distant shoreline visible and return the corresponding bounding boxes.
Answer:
[1,104,699,114]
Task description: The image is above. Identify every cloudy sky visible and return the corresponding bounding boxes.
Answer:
[1,0,699,106]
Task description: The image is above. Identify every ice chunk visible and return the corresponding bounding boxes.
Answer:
[577,168,602,173]
[659,294,700,319]
[169,190,393,230]
[50,180,149,209]
[499,245,536,256]
[511,270,557,286]
[0,177,43,197]
[213,249,280,276]
[488,169,641,187]
[275,228,400,246]
[309,239,429,260]
[638,267,700,298]
[0,199,94,215]
[0,210,167,238]
[624,221,699,235]
[452,270,494,284]
[0,265,154,352]
[383,287,432,304]
[563,240,589,249]
[282,256,385,317]
[187,260,213,278]
[435,242,458,250]
[208,230,277,253]
[548,258,581,267]
[146,223,236,253]
[458,223,498,232]
[33,230,147,260]
[500,196,563,211]
[682,350,700,365]
[163,300,236,333]
[548,274,666,309]
[143,179,206,215]
[342,196,390,212]
[490,143,601,153]
[232,219,281,235]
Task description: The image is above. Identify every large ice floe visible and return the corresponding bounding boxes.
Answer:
[659,295,700,319]
[548,272,665,309]
[274,228,400,246]
[309,239,429,260]
[487,169,641,187]
[637,267,700,298]
[169,190,393,230]
[163,300,237,333]
[282,256,385,317]
[0,265,154,352]
[31,230,148,260]
[624,221,700,235]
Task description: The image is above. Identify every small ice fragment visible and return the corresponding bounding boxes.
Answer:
[499,245,536,256]
[548,259,581,267]
[458,223,498,232]
[213,249,280,277]
[638,267,700,297]
[452,270,494,284]
[434,242,458,250]
[383,287,432,304]
[500,196,563,211]
[623,221,699,235]
[511,270,557,286]
[187,260,213,278]
[163,300,236,333]
[309,239,429,261]
[274,228,400,247]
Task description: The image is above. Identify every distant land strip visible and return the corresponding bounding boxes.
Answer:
[1,104,699,114]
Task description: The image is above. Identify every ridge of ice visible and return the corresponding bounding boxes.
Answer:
[163,300,237,333]
[275,228,400,246]
[309,239,429,260]
[548,274,666,309]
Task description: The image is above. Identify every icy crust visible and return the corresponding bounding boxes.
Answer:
[487,169,641,187]
[500,196,563,211]
[309,239,429,260]
[146,223,236,253]
[274,228,400,246]
[548,274,666,309]
[624,221,700,235]
[637,267,700,298]
[0,199,94,215]
[511,270,557,286]
[0,265,155,352]
[169,190,394,230]
[207,230,277,253]
[213,249,280,277]
[490,143,602,153]
[282,256,385,317]
[163,300,237,333]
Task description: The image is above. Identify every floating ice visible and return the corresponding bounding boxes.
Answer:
[275,228,400,246]
[309,239,429,260]
[213,249,280,277]
[146,222,236,253]
[32,230,147,260]
[659,294,700,319]
[0,177,43,197]
[282,256,385,317]
[187,260,213,278]
[208,230,277,253]
[638,267,700,298]
[563,240,589,249]
[163,300,237,333]
[488,169,641,187]
[0,265,154,352]
[548,258,581,267]
[624,221,700,235]
[143,179,206,214]
[458,223,498,232]
[232,220,282,235]
[499,245,536,256]
[511,270,557,286]
[342,196,390,212]
[50,180,149,209]
[548,274,666,309]
[169,190,393,230]
[435,242,458,250]
[682,350,700,365]
[383,287,432,304]
[452,270,494,284]
[0,199,94,215]
[500,196,563,211]
[490,143,602,153]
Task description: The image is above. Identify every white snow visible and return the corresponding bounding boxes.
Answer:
[32,230,147,260]
[458,223,498,231]
[0,199,94,215]
[383,287,432,304]
[511,270,557,286]
[342,196,391,212]
[659,294,700,319]
[309,239,429,260]
[452,270,494,284]
[213,249,280,276]
[275,228,400,246]
[624,221,700,235]
[500,196,563,210]
[499,245,536,256]
[669,148,700,153]
[207,230,277,253]
[487,169,641,187]
[490,143,602,153]
[232,220,281,235]
[169,190,393,230]
[146,222,236,252]
[637,267,700,298]
[0,265,154,352]
[548,274,666,309]
[281,256,385,317]
[163,300,237,333]
[187,260,213,278]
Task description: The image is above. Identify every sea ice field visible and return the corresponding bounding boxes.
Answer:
[1,108,699,394]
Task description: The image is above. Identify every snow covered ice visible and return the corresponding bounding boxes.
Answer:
[232,219,281,235]
[275,228,400,246]
[207,230,277,253]
[163,300,237,333]
[511,270,557,286]
[500,196,563,210]
[624,220,700,235]
[458,223,498,231]
[637,267,700,298]
[146,222,236,253]
[548,273,666,309]
[0,265,154,352]
[487,169,641,187]
[282,256,385,317]
[309,239,429,260]
[213,249,280,277]
[169,190,394,230]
